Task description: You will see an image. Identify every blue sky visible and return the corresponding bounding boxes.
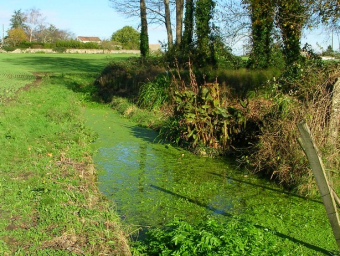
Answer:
[0,0,167,43]
[0,0,337,54]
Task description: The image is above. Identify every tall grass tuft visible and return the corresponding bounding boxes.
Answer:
[137,74,170,110]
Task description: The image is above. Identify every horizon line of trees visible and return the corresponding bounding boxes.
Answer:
[3,8,143,51]
[109,0,340,67]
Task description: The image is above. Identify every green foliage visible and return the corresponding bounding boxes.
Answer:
[212,35,244,69]
[138,74,170,110]
[56,40,100,49]
[182,0,195,49]
[279,43,322,92]
[133,217,285,255]
[95,57,166,102]
[110,96,168,129]
[195,0,216,66]
[322,45,337,56]
[247,0,275,69]
[111,26,140,50]
[101,40,122,50]
[161,79,245,152]
[9,9,26,29]
[140,32,149,57]
[2,46,16,52]
[53,46,66,53]
[277,0,305,67]
[140,0,149,58]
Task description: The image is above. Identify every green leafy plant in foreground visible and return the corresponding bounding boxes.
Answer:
[133,217,285,256]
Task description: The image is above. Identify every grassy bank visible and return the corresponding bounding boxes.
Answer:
[0,76,131,255]
[0,53,133,255]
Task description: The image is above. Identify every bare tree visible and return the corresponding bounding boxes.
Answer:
[35,24,74,43]
[164,0,173,49]
[109,0,141,17]
[24,8,46,42]
[216,0,251,48]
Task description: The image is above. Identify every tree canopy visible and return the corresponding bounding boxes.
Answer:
[111,26,140,49]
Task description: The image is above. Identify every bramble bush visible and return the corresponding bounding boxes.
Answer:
[247,60,340,193]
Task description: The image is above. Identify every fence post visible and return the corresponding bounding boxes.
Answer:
[297,121,340,250]
[329,78,340,150]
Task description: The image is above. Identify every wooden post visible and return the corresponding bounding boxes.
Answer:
[297,121,340,250]
[328,78,340,150]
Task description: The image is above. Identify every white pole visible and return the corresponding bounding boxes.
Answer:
[2,24,4,46]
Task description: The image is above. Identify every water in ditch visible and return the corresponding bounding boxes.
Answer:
[84,105,337,254]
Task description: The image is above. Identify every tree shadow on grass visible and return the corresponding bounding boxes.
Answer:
[5,54,135,74]
[5,55,109,73]
[208,172,323,205]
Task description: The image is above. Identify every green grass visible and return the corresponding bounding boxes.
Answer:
[0,53,135,101]
[0,53,135,74]
[0,53,133,255]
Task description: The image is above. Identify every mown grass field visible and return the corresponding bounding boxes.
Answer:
[0,53,135,255]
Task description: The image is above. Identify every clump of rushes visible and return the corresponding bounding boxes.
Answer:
[137,73,170,110]
[0,76,131,255]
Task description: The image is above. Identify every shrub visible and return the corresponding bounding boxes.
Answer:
[3,46,16,52]
[94,57,166,102]
[31,44,43,49]
[53,47,66,53]
[247,61,340,192]
[133,217,285,255]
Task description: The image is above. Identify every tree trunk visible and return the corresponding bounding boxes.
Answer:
[182,0,194,48]
[195,0,215,66]
[164,0,173,50]
[140,0,149,57]
[247,0,275,69]
[176,0,184,45]
[277,0,305,66]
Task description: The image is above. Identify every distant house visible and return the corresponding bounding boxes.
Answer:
[76,36,101,44]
